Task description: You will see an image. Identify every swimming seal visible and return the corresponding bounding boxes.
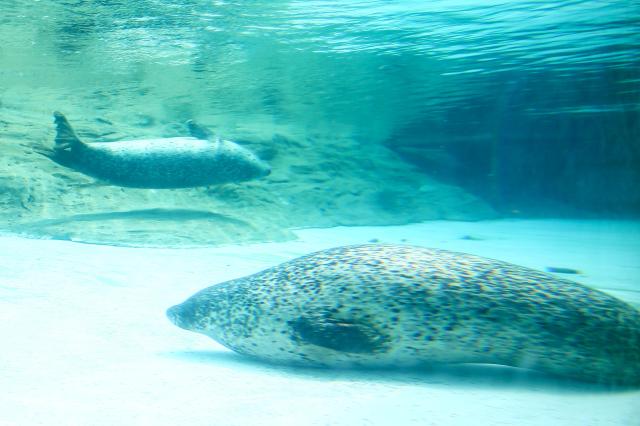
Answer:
[167,243,640,386]
[45,112,270,188]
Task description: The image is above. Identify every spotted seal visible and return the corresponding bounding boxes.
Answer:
[45,112,270,188]
[167,244,640,386]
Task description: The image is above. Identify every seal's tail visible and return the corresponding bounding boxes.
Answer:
[53,111,84,152]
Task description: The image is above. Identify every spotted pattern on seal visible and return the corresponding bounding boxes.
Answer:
[45,112,271,188]
[167,244,640,385]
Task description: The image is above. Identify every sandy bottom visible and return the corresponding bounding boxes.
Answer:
[1,219,639,425]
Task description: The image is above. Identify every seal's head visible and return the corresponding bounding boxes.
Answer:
[216,139,271,181]
[166,299,201,332]
[166,285,233,335]
[185,119,271,181]
[166,264,394,365]
[166,279,263,354]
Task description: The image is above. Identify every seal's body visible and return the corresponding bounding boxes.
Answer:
[167,244,640,386]
[48,112,270,188]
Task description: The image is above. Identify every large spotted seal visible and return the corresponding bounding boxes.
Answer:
[167,244,640,386]
[45,112,270,188]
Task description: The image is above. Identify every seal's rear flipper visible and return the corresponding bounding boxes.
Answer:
[34,145,75,168]
[187,120,214,141]
[53,111,83,151]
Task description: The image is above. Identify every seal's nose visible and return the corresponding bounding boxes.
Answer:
[166,304,185,328]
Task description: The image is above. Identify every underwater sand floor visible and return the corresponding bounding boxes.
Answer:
[1,219,639,425]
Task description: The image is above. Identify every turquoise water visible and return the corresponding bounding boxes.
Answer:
[2,0,638,215]
[1,3,640,424]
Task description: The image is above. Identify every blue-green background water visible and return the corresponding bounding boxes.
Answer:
[1,3,640,422]
[2,0,639,216]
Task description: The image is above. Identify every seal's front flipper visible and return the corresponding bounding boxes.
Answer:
[289,315,389,354]
[53,111,83,152]
[186,120,214,141]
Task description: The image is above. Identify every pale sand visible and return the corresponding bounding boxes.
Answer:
[1,219,639,425]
